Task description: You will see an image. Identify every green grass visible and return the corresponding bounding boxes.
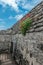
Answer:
[20,17,32,36]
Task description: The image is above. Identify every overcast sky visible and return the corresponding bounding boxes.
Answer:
[0,0,42,30]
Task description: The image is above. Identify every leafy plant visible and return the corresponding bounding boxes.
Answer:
[20,17,32,36]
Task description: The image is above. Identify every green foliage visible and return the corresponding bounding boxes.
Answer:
[20,18,32,36]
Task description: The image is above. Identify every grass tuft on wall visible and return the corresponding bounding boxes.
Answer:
[20,17,32,36]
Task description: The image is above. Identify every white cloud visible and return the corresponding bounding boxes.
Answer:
[0,18,6,30]
[16,0,42,10]
[9,14,23,20]
[0,25,5,30]
[0,0,19,12]
[22,3,34,10]
[8,16,14,19]
[0,19,5,24]
[0,19,3,21]
[15,0,34,10]
[15,14,23,20]
[0,0,42,13]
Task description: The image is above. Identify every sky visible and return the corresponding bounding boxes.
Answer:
[0,0,42,30]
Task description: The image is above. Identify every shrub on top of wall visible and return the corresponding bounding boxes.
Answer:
[20,17,32,36]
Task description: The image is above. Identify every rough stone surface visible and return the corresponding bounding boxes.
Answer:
[0,1,43,65]
[0,35,12,50]
[12,33,43,65]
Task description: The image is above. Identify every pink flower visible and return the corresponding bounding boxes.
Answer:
[20,14,30,22]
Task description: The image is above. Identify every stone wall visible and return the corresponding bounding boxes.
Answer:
[0,35,12,50]
[11,1,43,65]
[12,32,43,65]
[0,1,43,65]
[10,1,43,34]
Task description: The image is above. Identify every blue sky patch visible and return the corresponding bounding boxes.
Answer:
[0,0,42,30]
